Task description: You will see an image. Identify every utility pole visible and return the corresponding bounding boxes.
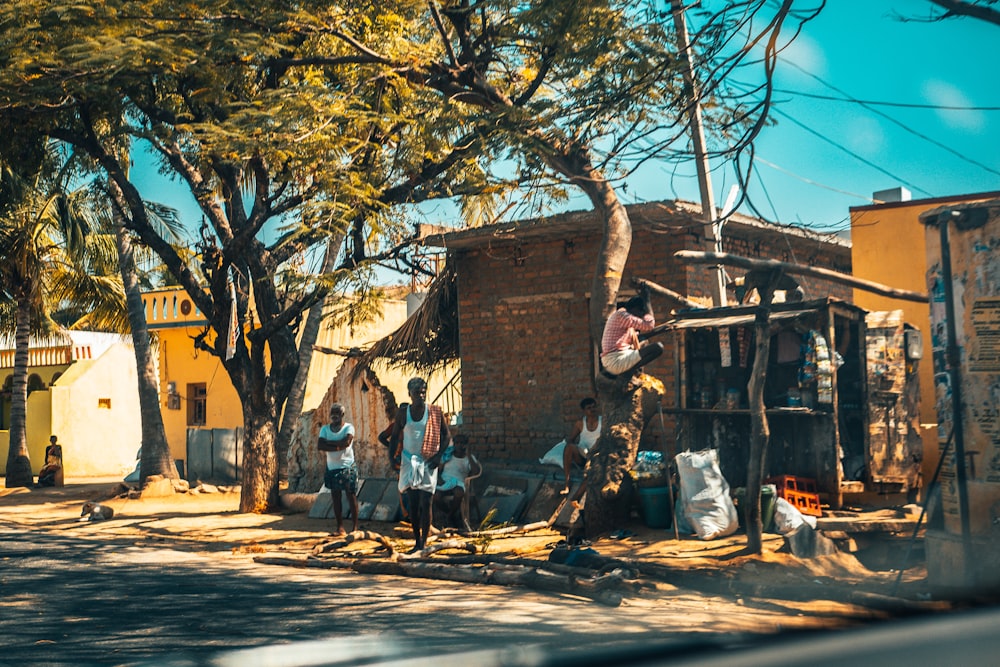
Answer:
[671,0,727,307]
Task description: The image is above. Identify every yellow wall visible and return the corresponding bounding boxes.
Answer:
[850,190,1000,487]
[304,299,412,411]
[51,346,143,476]
[24,391,52,473]
[145,288,421,469]
[2,365,62,469]
[143,288,243,465]
[1,343,142,478]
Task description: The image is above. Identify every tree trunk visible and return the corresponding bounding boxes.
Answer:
[583,374,666,538]
[745,272,781,554]
[240,410,280,513]
[111,195,177,485]
[565,162,632,344]
[541,151,657,539]
[275,233,343,480]
[4,297,34,487]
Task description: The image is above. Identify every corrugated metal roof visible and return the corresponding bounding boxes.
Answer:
[666,309,810,330]
[658,297,866,331]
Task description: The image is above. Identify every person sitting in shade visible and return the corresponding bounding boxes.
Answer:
[561,398,601,496]
[317,403,359,536]
[600,285,663,379]
[434,433,481,532]
[35,435,63,488]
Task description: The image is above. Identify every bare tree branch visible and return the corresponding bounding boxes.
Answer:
[929,0,1000,25]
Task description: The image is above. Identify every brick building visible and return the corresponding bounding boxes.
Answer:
[421,200,852,464]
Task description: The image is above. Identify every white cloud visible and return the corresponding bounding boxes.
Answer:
[922,80,985,131]
[779,33,826,81]
[844,115,885,156]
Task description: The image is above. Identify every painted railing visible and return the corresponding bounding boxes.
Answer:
[0,345,92,369]
[141,289,205,327]
[432,369,463,420]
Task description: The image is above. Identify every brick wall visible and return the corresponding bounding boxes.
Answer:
[449,207,852,463]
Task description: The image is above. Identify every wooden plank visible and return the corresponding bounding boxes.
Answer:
[675,250,929,303]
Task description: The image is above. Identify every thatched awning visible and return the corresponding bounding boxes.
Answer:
[354,261,458,377]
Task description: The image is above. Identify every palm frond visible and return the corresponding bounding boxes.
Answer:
[353,260,458,378]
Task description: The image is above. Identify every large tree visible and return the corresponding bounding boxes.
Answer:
[0,1,500,509]
[310,0,817,539]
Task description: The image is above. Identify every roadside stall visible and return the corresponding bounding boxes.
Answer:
[662,297,922,509]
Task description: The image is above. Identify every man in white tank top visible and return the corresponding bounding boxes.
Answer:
[562,397,601,496]
[388,377,449,553]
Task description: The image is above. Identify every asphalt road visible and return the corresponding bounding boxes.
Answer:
[0,525,871,667]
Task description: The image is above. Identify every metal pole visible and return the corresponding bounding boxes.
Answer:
[671,0,726,307]
[657,402,681,541]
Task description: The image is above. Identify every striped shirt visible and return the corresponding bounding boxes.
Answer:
[600,308,655,357]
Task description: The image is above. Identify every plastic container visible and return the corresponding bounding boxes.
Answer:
[766,475,822,517]
[637,486,673,529]
[733,485,777,532]
[787,387,802,407]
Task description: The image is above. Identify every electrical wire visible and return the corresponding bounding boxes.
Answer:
[780,59,1000,178]
[768,106,934,197]
[768,88,1000,111]
[752,161,782,222]
[752,155,881,202]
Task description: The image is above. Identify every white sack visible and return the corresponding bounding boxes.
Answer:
[539,440,567,467]
[676,449,739,540]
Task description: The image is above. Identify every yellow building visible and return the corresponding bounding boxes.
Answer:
[850,188,1000,487]
[143,287,417,474]
[2,288,447,482]
[141,288,242,469]
[1,332,142,478]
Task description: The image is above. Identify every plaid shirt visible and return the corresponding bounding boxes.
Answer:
[420,404,445,459]
[600,308,655,356]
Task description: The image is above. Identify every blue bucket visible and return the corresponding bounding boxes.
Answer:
[637,486,673,529]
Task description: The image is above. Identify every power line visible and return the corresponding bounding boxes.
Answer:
[769,88,1000,111]
[780,59,1000,178]
[769,106,934,197]
[752,156,879,202]
[752,161,781,222]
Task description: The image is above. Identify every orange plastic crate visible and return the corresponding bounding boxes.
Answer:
[765,475,822,517]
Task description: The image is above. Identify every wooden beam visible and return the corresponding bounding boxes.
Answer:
[674,250,929,303]
[633,278,704,310]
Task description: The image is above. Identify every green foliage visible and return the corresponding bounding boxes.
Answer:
[0,0,806,506]
[0,140,124,337]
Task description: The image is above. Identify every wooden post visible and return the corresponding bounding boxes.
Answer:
[744,270,782,554]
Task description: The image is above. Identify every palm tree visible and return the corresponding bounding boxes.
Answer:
[103,178,182,485]
[0,146,119,487]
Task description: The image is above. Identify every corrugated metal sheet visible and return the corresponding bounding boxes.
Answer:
[666,309,808,330]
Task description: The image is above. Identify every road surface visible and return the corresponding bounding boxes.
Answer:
[0,526,863,666]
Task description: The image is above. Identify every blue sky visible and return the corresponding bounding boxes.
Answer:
[623,0,1000,233]
[131,1,1000,265]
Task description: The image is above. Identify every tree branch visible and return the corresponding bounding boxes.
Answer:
[929,0,1000,25]
[675,250,929,302]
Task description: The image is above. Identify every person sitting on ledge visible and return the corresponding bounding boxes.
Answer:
[561,398,601,496]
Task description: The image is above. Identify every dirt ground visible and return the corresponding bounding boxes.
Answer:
[0,477,941,614]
